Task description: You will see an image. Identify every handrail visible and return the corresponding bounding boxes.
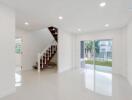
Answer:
[40,40,57,56]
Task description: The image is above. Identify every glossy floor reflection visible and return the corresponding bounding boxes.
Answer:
[15,72,22,87]
[1,68,132,100]
[82,68,112,96]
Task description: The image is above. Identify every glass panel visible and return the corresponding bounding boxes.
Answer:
[16,38,22,54]
[80,41,85,68]
[81,40,95,91]
[81,39,112,96]
[95,40,112,72]
[94,39,112,96]
[84,40,94,69]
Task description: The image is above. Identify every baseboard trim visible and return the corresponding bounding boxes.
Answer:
[0,88,16,98]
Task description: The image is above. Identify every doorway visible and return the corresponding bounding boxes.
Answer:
[15,38,22,72]
[80,39,112,96]
[15,38,22,87]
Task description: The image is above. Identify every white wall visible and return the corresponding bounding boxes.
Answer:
[58,30,73,73]
[74,28,127,77]
[0,4,15,98]
[16,28,54,70]
[127,21,132,85]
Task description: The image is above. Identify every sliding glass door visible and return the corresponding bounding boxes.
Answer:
[81,40,95,91]
[80,39,112,72]
[95,40,112,73]
[80,39,112,96]
[84,40,94,69]
[94,40,112,96]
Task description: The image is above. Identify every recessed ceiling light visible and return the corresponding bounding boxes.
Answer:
[78,28,81,32]
[100,2,106,7]
[58,16,63,20]
[24,22,29,26]
[105,24,109,27]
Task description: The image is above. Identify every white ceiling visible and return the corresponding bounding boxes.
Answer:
[0,0,132,33]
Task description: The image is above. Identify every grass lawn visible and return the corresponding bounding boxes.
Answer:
[85,60,112,67]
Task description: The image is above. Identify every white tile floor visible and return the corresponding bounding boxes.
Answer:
[1,68,132,100]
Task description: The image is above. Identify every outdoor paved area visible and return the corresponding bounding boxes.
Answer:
[81,63,112,73]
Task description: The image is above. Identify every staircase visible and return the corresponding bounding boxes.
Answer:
[33,26,58,71]
[48,26,58,42]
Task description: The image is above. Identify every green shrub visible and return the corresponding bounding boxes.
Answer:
[85,60,112,67]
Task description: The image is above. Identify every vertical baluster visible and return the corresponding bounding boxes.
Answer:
[44,53,46,64]
[53,46,55,54]
[48,50,50,59]
[48,49,50,59]
[50,47,52,57]
[55,45,57,51]
[49,48,50,57]
[47,50,49,60]
[49,48,51,57]
[52,45,54,54]
[42,55,43,69]
[54,45,56,52]
[38,53,40,72]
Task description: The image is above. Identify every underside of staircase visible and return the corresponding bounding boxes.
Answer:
[33,26,58,70]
